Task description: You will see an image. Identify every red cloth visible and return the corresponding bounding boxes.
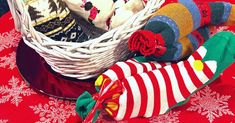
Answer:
[1,0,235,122]
[128,30,167,57]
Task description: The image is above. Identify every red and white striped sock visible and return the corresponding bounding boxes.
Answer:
[104,46,217,120]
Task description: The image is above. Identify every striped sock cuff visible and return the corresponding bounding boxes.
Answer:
[147,16,180,42]
[209,2,225,24]
[194,2,212,26]
[178,0,201,30]
[221,2,232,23]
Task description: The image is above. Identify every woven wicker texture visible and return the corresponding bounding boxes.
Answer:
[7,0,165,80]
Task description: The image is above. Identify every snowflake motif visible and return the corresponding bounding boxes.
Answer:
[30,97,76,123]
[0,119,8,123]
[187,86,234,123]
[149,111,181,123]
[0,52,16,70]
[0,29,21,52]
[0,76,36,106]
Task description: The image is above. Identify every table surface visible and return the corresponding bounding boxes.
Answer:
[1,0,235,122]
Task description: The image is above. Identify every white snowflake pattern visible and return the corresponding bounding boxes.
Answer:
[187,86,234,123]
[0,76,36,106]
[149,111,181,123]
[0,119,8,123]
[29,97,76,123]
[0,29,21,52]
[0,52,16,69]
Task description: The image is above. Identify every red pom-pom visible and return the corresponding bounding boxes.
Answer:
[128,30,147,51]
[128,30,167,57]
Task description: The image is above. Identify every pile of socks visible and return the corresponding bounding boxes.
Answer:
[128,0,235,61]
[63,0,147,30]
[24,0,105,42]
[76,31,235,122]
[74,0,235,122]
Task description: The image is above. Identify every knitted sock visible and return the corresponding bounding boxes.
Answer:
[109,0,146,29]
[64,0,146,30]
[24,0,89,42]
[128,0,235,61]
[76,31,235,122]
[129,25,209,61]
[64,0,114,30]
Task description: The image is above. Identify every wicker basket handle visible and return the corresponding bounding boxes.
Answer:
[7,0,23,31]
[7,0,43,43]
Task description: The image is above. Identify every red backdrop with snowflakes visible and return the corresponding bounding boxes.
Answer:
[1,0,235,122]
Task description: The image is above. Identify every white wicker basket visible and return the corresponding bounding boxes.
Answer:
[7,0,165,80]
